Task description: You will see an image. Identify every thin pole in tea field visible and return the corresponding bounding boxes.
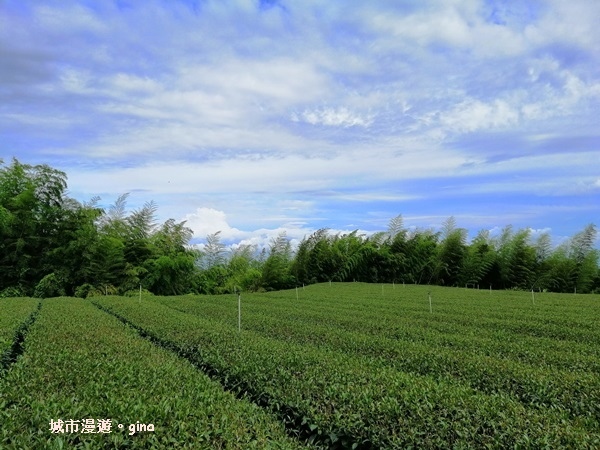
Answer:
[238,292,241,332]
[428,291,432,313]
[139,284,142,303]
[531,289,535,304]
[296,286,299,301]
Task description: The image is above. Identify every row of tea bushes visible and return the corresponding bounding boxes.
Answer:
[152,292,600,372]
[156,295,600,428]
[95,295,599,449]
[0,298,40,372]
[0,298,310,449]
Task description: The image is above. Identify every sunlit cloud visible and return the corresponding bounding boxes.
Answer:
[1,0,598,245]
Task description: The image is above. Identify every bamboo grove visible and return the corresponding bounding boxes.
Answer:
[1,158,598,298]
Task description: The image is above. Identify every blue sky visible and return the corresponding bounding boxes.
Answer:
[1,0,599,249]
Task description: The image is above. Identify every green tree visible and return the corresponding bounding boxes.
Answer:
[458,229,495,287]
[224,244,262,292]
[403,229,439,284]
[145,253,196,295]
[262,232,295,290]
[433,217,467,286]
[0,159,68,293]
[494,227,536,290]
[291,228,333,284]
[569,224,598,293]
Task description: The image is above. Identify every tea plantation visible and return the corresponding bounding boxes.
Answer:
[1,283,599,448]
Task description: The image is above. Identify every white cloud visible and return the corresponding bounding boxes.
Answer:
[109,73,162,94]
[528,227,553,238]
[526,0,600,49]
[60,68,92,94]
[296,107,374,127]
[333,193,420,202]
[182,207,317,252]
[183,208,241,240]
[34,4,107,34]
[2,1,599,246]
[440,98,520,134]
[65,144,475,201]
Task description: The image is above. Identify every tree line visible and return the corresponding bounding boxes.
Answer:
[1,158,598,297]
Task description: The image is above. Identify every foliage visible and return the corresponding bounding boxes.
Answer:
[94,285,600,448]
[74,283,94,298]
[0,287,24,298]
[261,232,295,290]
[0,158,598,296]
[0,298,40,363]
[0,158,198,297]
[33,273,65,298]
[122,288,154,297]
[0,297,304,448]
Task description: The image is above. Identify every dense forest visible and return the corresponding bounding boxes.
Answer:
[1,158,599,297]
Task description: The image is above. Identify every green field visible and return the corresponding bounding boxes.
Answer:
[1,283,599,449]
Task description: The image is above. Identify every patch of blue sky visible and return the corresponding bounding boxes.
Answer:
[483,0,543,26]
[1,0,598,249]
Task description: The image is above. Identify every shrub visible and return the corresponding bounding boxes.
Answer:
[74,283,94,298]
[123,288,154,297]
[33,273,65,298]
[0,286,24,298]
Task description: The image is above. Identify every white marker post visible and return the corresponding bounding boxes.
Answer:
[531,289,535,304]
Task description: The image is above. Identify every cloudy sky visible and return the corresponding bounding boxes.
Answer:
[1,0,599,248]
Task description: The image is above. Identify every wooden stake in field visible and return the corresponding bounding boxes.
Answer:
[296,286,299,301]
[428,291,432,313]
[139,284,142,304]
